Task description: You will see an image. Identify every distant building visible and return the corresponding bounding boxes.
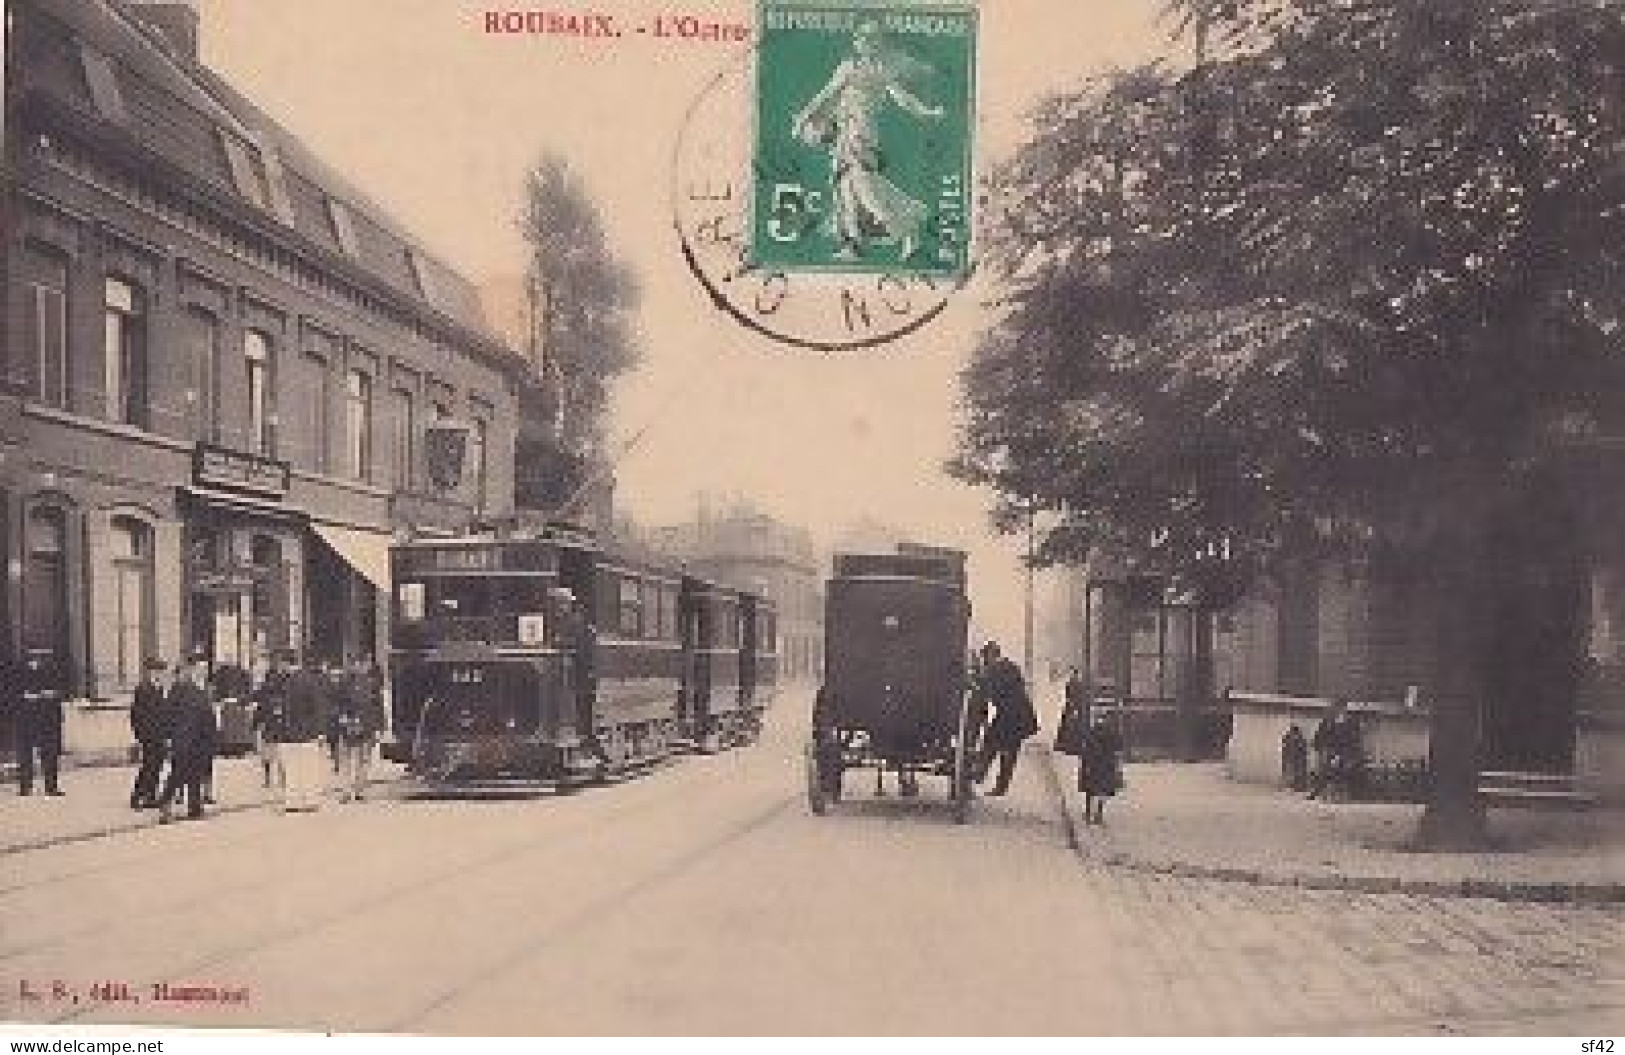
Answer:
[3,0,524,732]
[648,501,823,681]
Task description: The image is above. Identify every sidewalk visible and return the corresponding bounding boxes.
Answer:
[0,755,404,855]
[1041,749,1625,903]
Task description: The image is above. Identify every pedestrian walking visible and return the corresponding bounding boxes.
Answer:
[158,655,217,822]
[1281,724,1309,792]
[334,657,384,802]
[279,657,330,812]
[129,656,172,809]
[974,641,1038,797]
[251,650,294,791]
[1078,718,1124,825]
[14,649,68,797]
[1064,667,1088,730]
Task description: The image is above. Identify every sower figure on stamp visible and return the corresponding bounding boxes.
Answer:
[159,654,217,823]
[15,649,68,797]
[129,656,172,809]
[973,641,1038,797]
[791,18,943,262]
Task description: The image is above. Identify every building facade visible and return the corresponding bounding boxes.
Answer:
[3,0,522,742]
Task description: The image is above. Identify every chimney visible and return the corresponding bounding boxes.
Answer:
[126,1,200,62]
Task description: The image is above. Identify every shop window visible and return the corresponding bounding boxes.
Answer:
[110,517,153,689]
[250,535,283,664]
[104,277,148,428]
[23,506,68,655]
[22,243,69,409]
[244,329,275,456]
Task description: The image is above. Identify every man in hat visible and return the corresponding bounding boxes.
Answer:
[129,656,172,808]
[278,653,330,812]
[158,654,217,822]
[974,641,1039,797]
[14,649,68,796]
[250,650,295,791]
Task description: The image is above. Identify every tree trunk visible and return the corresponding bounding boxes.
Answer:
[1415,552,1491,850]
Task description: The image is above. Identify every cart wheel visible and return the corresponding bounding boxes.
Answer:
[952,700,973,825]
[805,736,827,816]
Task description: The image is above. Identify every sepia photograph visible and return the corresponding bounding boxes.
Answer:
[1,0,1623,1039]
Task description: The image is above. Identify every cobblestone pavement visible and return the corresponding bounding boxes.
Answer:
[2,689,1622,1035]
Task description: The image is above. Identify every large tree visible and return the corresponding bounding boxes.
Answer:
[953,0,1625,846]
[518,153,642,459]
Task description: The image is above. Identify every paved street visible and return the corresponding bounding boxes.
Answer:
[3,686,1624,1036]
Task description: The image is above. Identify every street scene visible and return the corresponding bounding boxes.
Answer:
[3,691,1623,1036]
[5,0,1625,1040]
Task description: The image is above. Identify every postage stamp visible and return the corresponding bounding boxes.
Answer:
[750,0,977,276]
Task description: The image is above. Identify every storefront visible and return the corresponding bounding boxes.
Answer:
[180,444,304,678]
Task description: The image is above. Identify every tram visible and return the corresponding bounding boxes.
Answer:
[383,524,776,786]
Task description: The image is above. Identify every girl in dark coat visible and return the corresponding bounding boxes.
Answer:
[1078,719,1124,825]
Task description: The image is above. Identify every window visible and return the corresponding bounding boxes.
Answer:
[468,416,488,512]
[184,309,221,441]
[392,387,415,490]
[344,368,371,481]
[244,330,274,455]
[103,277,147,427]
[24,506,68,655]
[22,244,69,409]
[301,351,330,472]
[110,517,153,689]
[618,577,641,637]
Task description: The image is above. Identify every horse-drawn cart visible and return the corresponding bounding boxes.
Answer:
[806,545,975,823]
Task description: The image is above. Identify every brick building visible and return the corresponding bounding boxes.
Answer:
[3,0,523,742]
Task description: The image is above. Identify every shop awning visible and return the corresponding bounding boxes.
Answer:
[312,522,392,591]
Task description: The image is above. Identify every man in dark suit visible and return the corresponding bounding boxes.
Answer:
[251,650,294,790]
[129,656,172,808]
[158,654,217,822]
[15,649,68,797]
[974,641,1038,797]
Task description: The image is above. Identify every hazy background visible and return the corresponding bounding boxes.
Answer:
[198,0,1169,647]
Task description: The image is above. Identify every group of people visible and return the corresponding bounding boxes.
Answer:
[1281,700,1366,800]
[7,647,386,822]
[966,645,1125,823]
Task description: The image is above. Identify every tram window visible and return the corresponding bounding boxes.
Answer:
[497,578,550,616]
[639,581,659,639]
[659,586,677,640]
[398,582,426,622]
[618,577,641,637]
[428,578,491,617]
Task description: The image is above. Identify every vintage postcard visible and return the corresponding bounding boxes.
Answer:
[2,0,1623,1041]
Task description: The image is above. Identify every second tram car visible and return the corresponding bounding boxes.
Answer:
[385,525,776,786]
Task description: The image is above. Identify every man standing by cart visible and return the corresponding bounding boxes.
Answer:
[975,641,1038,796]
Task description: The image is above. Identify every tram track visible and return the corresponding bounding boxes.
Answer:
[36,746,771,1026]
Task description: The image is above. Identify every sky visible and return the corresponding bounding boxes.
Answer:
[197,0,1172,648]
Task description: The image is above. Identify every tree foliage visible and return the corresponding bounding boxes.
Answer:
[519,153,642,457]
[954,0,1625,604]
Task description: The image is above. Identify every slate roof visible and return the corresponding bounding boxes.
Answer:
[19,0,515,366]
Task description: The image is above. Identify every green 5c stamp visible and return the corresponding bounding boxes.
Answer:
[752,1,977,276]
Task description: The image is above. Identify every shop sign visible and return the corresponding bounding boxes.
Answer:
[193,444,291,497]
